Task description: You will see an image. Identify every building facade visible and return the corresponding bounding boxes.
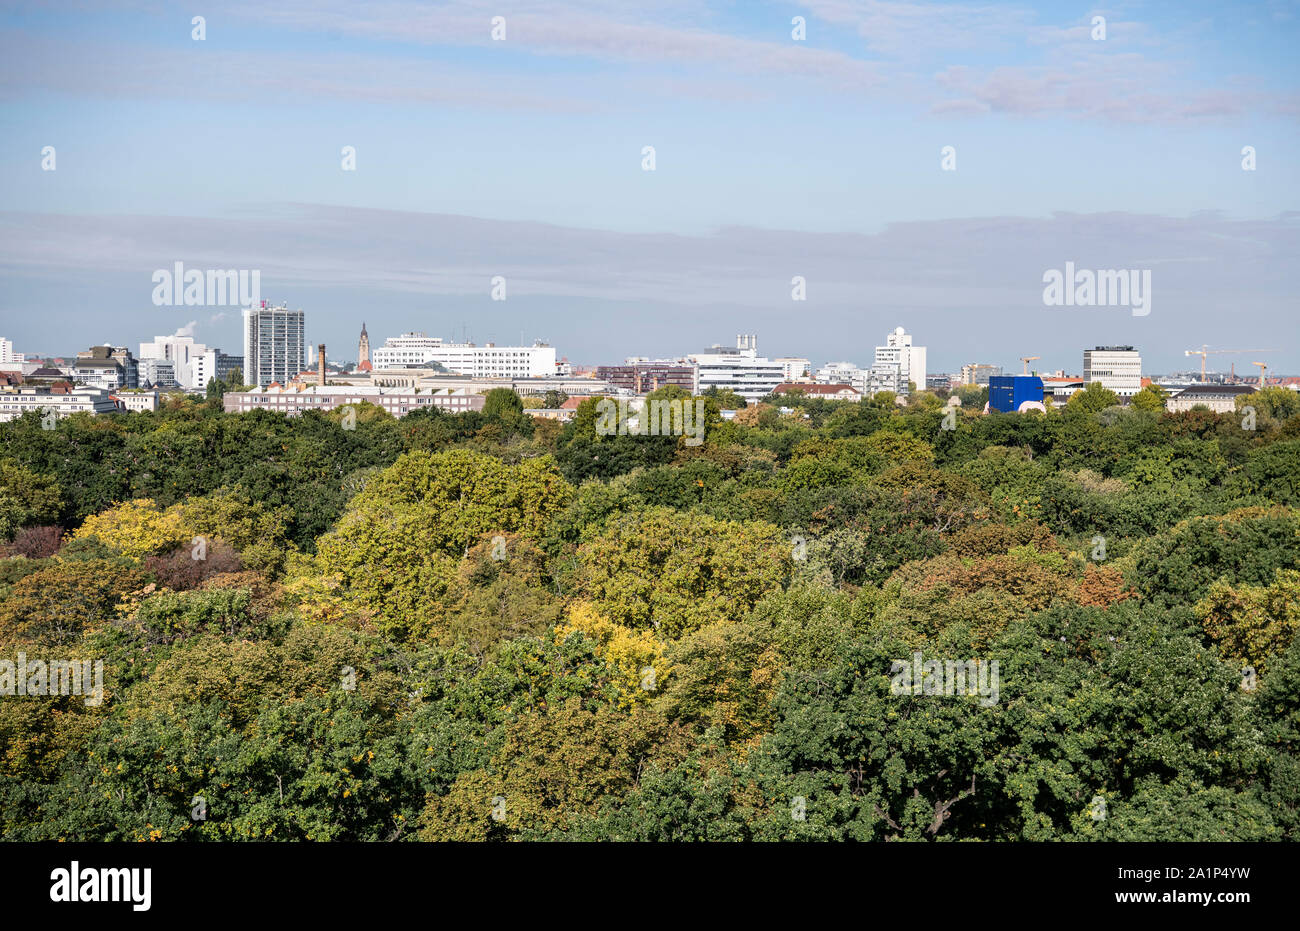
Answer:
[1166,384,1255,414]
[873,327,926,396]
[222,384,486,418]
[689,335,786,403]
[138,358,178,388]
[74,346,138,390]
[596,361,697,394]
[0,386,120,422]
[370,332,557,378]
[1083,346,1142,398]
[138,334,209,388]
[775,382,861,401]
[961,363,1003,386]
[0,337,25,373]
[243,302,306,388]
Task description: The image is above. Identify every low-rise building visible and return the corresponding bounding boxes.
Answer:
[0,386,120,422]
[597,361,697,394]
[222,384,486,417]
[1165,384,1255,414]
[113,388,161,413]
[773,382,861,401]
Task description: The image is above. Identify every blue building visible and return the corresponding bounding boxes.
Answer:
[988,375,1044,413]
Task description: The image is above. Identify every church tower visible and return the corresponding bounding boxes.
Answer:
[357,322,370,371]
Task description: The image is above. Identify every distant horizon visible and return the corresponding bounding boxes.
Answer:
[3,2,1298,373]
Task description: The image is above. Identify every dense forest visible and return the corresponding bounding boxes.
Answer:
[1,380,1298,841]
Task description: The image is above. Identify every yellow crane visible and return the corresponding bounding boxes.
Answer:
[1184,345,1274,381]
[1252,361,1269,389]
[1020,356,1040,376]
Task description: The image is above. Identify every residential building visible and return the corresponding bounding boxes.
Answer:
[961,363,1002,386]
[873,327,927,396]
[688,335,786,403]
[243,301,306,388]
[0,386,120,422]
[0,337,25,373]
[222,384,486,417]
[1083,346,1142,398]
[816,362,866,390]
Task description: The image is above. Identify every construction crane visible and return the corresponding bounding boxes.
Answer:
[1184,345,1275,381]
[1020,356,1040,376]
[1252,361,1269,389]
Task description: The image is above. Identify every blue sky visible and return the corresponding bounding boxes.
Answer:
[1,0,1298,375]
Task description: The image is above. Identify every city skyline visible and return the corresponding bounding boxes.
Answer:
[3,1,1298,372]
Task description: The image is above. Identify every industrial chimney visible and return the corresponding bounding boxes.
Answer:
[317,344,326,387]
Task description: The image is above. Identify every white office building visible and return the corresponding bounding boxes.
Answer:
[688,335,786,403]
[1083,345,1142,398]
[243,302,306,388]
[139,334,210,388]
[816,362,867,393]
[138,358,178,388]
[370,332,557,379]
[0,337,25,373]
[775,357,812,382]
[873,327,926,396]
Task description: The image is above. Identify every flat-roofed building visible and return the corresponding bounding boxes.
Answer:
[371,332,556,378]
[689,335,785,403]
[597,361,697,394]
[0,386,120,422]
[1083,345,1142,398]
[243,302,306,388]
[222,384,486,417]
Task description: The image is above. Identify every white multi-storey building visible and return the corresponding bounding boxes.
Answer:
[688,335,786,403]
[370,332,557,379]
[1083,345,1142,398]
[138,358,178,388]
[775,357,812,382]
[873,327,926,396]
[139,334,209,388]
[816,362,867,392]
[243,302,306,388]
[0,337,25,373]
